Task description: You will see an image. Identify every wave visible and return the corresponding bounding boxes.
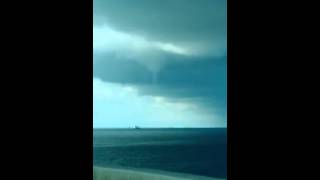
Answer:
[93,166,226,180]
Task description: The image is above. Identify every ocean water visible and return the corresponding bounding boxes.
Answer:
[93,128,227,178]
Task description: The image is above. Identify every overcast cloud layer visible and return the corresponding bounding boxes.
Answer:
[93,0,227,128]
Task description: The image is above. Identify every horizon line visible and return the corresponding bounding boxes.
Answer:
[93,127,227,129]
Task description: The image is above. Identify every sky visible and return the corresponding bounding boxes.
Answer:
[93,0,227,128]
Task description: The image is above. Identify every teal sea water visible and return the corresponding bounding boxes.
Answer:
[93,128,227,178]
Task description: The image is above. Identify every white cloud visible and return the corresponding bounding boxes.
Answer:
[93,24,225,57]
[93,24,191,56]
[93,78,224,128]
[93,24,194,84]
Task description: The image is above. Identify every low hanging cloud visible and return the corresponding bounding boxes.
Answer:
[93,78,226,128]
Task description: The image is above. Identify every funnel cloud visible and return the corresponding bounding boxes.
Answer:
[93,0,227,128]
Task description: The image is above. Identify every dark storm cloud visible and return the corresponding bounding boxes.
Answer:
[93,0,226,55]
[94,53,151,84]
[94,53,226,112]
[93,0,227,120]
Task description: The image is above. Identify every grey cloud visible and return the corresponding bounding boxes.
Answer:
[94,0,226,55]
[93,52,226,112]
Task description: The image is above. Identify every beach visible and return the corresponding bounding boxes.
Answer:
[93,166,226,180]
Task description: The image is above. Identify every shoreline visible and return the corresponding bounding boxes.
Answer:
[93,166,226,180]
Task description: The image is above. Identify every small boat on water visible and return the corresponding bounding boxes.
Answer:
[134,126,141,130]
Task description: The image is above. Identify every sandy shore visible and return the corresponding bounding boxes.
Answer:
[93,166,226,180]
